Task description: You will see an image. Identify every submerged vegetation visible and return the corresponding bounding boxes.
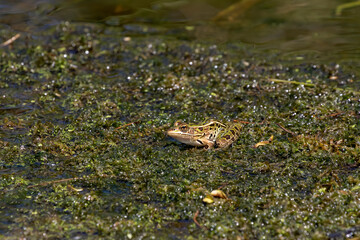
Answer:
[0,21,359,239]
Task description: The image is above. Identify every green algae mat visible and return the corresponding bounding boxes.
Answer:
[1,22,360,239]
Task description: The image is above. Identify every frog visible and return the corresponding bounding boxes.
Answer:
[167,119,242,149]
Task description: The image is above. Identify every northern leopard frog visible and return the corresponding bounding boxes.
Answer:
[167,119,242,149]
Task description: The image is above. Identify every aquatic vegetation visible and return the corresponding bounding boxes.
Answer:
[0,21,359,239]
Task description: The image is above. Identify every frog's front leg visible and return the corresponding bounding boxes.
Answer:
[197,138,215,150]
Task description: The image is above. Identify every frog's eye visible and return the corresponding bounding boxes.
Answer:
[174,120,182,127]
[180,125,188,132]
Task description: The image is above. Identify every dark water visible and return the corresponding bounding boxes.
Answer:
[1,0,360,63]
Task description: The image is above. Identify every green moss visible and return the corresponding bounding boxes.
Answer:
[0,21,359,239]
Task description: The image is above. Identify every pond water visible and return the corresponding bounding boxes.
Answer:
[2,0,360,60]
[1,0,360,239]
[3,0,360,88]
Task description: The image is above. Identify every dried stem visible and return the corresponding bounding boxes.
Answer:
[193,210,207,230]
[1,33,21,47]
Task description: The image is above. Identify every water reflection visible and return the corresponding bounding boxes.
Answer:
[1,0,360,64]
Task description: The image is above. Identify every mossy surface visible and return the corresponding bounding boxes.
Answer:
[0,22,359,239]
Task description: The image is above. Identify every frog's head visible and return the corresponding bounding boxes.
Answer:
[167,121,203,146]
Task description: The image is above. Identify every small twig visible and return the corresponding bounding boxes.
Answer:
[1,33,21,47]
[115,121,139,130]
[237,120,251,124]
[276,123,296,136]
[267,78,315,88]
[28,177,82,188]
[267,78,360,95]
[28,174,117,188]
[258,119,268,125]
[235,120,267,125]
[213,0,261,21]
[316,111,345,120]
[327,112,345,118]
[193,210,207,230]
[218,183,228,190]
[335,0,360,16]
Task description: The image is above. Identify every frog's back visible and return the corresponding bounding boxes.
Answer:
[216,122,242,149]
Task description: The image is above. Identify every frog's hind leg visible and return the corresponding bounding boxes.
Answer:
[216,135,238,149]
[216,124,242,149]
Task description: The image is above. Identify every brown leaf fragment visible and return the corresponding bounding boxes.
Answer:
[210,190,228,199]
[253,135,274,148]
